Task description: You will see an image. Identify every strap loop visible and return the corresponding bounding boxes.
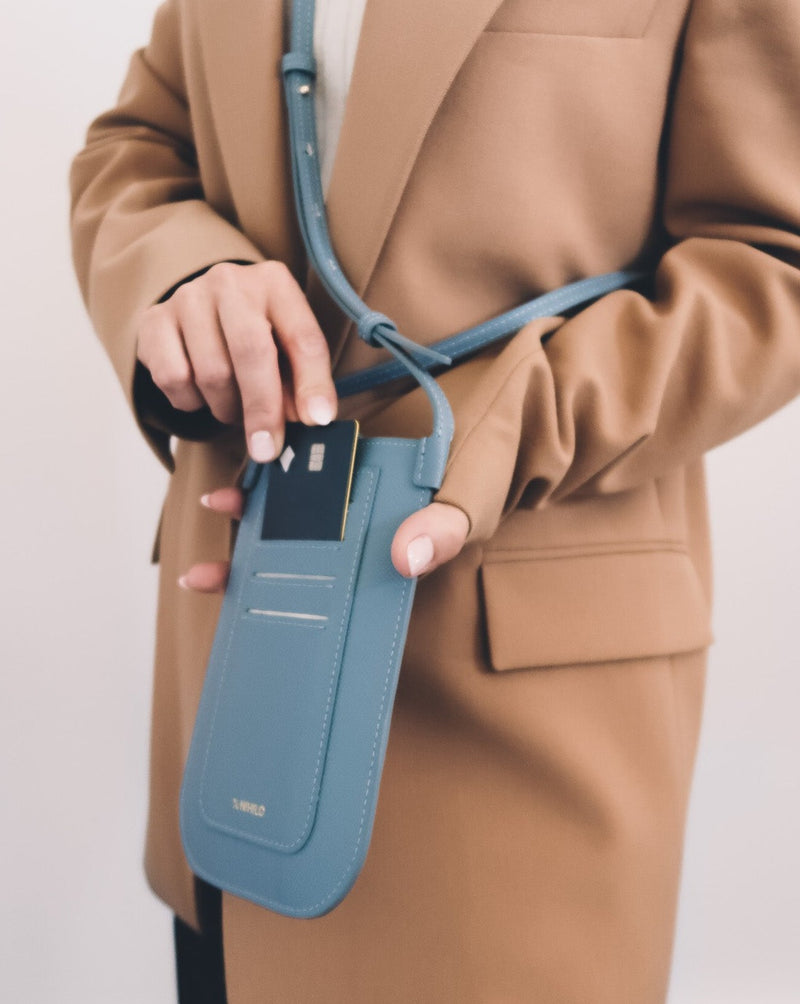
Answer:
[281,52,317,78]
[355,311,453,366]
[356,310,396,347]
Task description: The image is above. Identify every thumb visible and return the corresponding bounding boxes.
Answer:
[391,501,470,578]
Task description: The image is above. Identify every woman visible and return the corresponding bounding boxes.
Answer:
[70,0,800,1001]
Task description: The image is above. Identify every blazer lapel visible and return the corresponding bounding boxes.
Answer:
[201,0,303,267]
[324,0,506,303]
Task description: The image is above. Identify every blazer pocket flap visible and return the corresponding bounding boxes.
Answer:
[481,549,713,671]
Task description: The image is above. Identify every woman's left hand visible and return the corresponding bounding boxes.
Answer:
[178,488,470,593]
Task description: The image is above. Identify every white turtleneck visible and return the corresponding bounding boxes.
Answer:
[312,0,369,194]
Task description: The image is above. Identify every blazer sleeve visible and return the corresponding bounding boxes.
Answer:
[69,0,265,470]
[434,0,800,543]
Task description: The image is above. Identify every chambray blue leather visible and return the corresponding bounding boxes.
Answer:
[180,0,647,918]
[181,439,428,917]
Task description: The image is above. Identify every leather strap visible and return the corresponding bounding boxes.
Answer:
[334,268,646,397]
[282,0,646,488]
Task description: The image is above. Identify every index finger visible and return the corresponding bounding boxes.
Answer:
[264,264,338,426]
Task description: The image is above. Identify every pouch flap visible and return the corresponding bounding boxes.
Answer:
[197,463,378,853]
[481,547,712,671]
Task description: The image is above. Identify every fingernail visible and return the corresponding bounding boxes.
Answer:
[250,430,276,463]
[178,575,190,590]
[307,396,334,426]
[407,535,434,577]
[200,494,212,508]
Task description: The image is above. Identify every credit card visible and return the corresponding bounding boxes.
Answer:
[260,420,359,541]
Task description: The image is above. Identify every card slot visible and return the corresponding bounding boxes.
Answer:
[246,607,329,626]
[241,461,375,581]
[243,579,335,620]
[245,541,345,581]
[253,571,336,586]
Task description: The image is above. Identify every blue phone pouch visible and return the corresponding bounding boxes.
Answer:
[180,438,433,917]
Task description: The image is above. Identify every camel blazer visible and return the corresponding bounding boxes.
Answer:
[71,0,800,942]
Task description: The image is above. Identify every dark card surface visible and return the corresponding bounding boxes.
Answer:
[260,421,359,541]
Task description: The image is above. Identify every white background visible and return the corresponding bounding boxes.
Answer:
[1,2,798,1001]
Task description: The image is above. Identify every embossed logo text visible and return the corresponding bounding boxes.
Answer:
[233,798,266,818]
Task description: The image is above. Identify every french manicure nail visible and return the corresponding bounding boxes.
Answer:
[407,535,434,577]
[250,430,276,463]
[178,575,190,590]
[307,396,334,426]
[200,494,212,508]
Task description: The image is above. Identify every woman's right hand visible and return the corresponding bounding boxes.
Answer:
[135,261,338,461]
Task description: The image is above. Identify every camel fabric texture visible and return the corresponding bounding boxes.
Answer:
[70,0,800,1001]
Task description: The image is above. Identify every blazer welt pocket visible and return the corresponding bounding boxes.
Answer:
[486,0,659,39]
[480,548,712,671]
